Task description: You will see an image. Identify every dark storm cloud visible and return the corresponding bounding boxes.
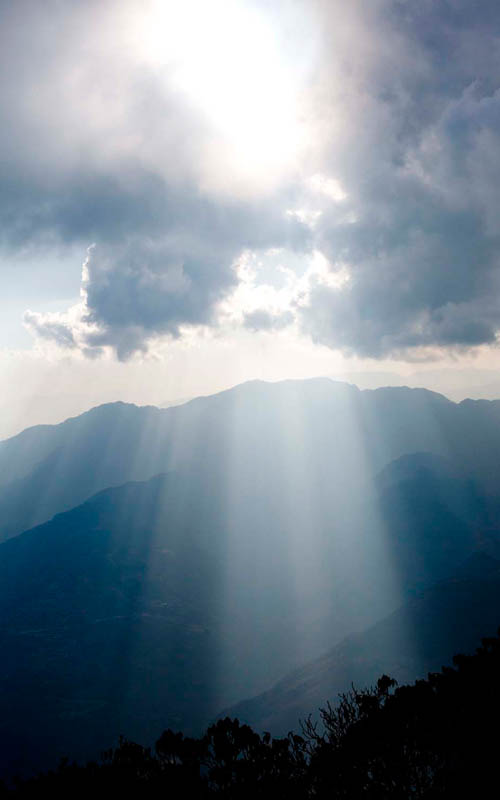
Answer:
[72,188,308,359]
[81,233,249,360]
[295,0,500,356]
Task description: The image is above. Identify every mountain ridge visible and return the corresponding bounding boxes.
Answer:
[0,443,499,776]
[2,376,484,451]
[3,377,500,542]
[223,553,500,735]
[2,378,500,776]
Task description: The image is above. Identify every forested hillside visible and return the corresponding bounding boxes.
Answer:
[9,631,500,797]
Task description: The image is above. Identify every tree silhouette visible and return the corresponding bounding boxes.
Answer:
[9,631,500,796]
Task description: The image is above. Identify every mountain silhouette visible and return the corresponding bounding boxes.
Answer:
[225,553,500,734]
[2,379,500,543]
[2,379,500,777]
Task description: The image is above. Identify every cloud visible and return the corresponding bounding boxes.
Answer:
[294,0,500,356]
[243,308,294,332]
[0,0,311,358]
[80,238,239,359]
[4,0,500,360]
[23,311,77,350]
[27,200,308,359]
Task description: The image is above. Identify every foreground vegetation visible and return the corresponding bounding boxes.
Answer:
[7,631,500,797]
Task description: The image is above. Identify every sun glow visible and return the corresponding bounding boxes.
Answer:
[135,0,310,187]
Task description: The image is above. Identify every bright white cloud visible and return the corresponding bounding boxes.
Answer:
[131,0,314,191]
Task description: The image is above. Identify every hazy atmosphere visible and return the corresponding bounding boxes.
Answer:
[2,1,500,795]
[3,0,500,435]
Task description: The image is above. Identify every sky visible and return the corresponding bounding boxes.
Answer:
[2,0,500,438]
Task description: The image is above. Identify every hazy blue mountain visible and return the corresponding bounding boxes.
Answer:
[0,474,226,777]
[0,463,407,776]
[2,379,500,776]
[226,553,500,735]
[2,379,500,543]
[0,467,388,778]
[375,451,461,491]
[375,451,500,588]
[0,455,498,777]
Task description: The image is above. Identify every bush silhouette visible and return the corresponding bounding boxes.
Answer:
[10,631,500,797]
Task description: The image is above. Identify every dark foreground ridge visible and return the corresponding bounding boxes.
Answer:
[7,630,500,798]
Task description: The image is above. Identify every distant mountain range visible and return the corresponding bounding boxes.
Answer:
[1,379,500,777]
[3,378,500,543]
[225,552,500,734]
